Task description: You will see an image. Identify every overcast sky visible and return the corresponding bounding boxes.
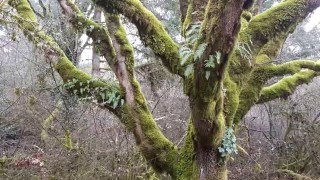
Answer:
[305,7,320,31]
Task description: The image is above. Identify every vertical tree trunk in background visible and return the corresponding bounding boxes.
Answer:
[92,9,102,76]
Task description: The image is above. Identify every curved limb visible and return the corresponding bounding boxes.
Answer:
[105,15,179,175]
[8,0,122,114]
[248,0,320,55]
[258,69,318,103]
[234,59,320,123]
[93,0,184,77]
[56,0,180,175]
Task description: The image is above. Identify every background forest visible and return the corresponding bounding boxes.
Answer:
[0,0,320,179]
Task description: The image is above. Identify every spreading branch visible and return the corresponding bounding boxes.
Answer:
[230,0,320,123]
[57,0,179,175]
[8,0,121,114]
[248,0,320,55]
[258,69,318,103]
[93,0,184,77]
[234,59,320,123]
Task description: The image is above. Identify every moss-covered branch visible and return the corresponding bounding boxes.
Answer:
[179,0,189,25]
[9,0,121,114]
[57,1,179,174]
[105,14,179,176]
[233,59,320,123]
[92,0,184,77]
[248,0,320,55]
[230,0,320,84]
[181,0,207,34]
[41,100,62,142]
[269,59,320,74]
[277,169,313,180]
[233,67,271,124]
[112,14,180,176]
[258,69,318,103]
[58,0,117,70]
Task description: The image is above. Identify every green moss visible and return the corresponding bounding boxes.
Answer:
[181,1,194,36]
[115,26,134,55]
[248,0,308,47]
[223,74,240,126]
[283,60,320,71]
[9,0,37,31]
[176,120,198,179]
[259,70,315,102]
[233,59,319,124]
[0,156,13,169]
[41,105,60,142]
[112,16,135,71]
[28,95,37,106]
[121,91,179,176]
[233,65,273,124]
[255,36,286,64]
[64,129,73,150]
[95,0,183,76]
[55,56,91,82]
[228,18,253,80]
[214,112,226,147]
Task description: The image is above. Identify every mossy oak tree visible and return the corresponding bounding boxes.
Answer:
[2,0,320,179]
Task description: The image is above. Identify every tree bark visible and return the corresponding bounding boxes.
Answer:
[91,8,102,77]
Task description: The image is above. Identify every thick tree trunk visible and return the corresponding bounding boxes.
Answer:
[177,119,228,180]
[196,147,227,180]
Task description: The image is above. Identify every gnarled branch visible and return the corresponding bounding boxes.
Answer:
[234,59,320,123]
[248,0,320,55]
[93,0,184,77]
[258,69,318,103]
[8,0,121,114]
[57,0,179,175]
